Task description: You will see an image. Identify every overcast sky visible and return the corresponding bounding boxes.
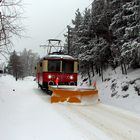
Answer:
[13,0,92,57]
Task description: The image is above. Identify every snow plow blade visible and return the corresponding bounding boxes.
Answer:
[49,86,98,104]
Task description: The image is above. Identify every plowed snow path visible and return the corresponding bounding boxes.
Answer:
[0,76,140,140]
[52,103,140,140]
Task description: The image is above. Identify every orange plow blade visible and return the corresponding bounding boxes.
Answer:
[49,86,98,104]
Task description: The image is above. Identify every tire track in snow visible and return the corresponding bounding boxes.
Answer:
[52,104,114,140]
[95,104,140,123]
[78,103,140,131]
[52,103,140,140]
[69,104,140,140]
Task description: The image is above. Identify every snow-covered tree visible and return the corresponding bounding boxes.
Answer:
[65,0,140,80]
[20,49,39,77]
[69,9,83,57]
[7,49,39,79]
[110,0,140,69]
[7,50,24,80]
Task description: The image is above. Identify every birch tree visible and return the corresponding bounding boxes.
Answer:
[0,0,23,58]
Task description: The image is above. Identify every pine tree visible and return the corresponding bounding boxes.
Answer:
[66,0,140,80]
[110,0,140,69]
[70,9,83,57]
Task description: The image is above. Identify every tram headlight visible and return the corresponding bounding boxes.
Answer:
[70,75,74,80]
[48,75,52,79]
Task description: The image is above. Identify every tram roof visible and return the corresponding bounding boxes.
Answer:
[42,54,77,61]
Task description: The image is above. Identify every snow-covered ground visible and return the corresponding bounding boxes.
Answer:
[0,75,84,140]
[79,67,140,114]
[0,73,140,140]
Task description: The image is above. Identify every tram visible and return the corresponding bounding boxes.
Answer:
[36,54,78,90]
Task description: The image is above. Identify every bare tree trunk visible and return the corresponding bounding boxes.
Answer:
[87,65,91,86]
[101,64,104,81]
[121,61,124,74]
[95,65,98,74]
[90,62,94,77]
[124,63,127,75]
[98,66,101,77]
[121,60,127,75]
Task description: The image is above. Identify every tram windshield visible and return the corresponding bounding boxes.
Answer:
[48,60,60,72]
[62,60,74,73]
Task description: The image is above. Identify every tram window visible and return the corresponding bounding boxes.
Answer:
[40,62,42,67]
[48,60,60,72]
[62,61,74,73]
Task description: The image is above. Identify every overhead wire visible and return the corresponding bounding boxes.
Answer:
[40,1,94,55]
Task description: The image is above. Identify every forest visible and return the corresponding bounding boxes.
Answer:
[67,0,140,83]
[7,49,39,80]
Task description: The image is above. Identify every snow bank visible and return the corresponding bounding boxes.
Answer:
[24,76,36,81]
[79,67,140,114]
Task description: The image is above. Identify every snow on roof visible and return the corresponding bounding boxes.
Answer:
[44,54,77,60]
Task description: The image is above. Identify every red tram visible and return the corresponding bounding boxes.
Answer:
[36,54,78,90]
